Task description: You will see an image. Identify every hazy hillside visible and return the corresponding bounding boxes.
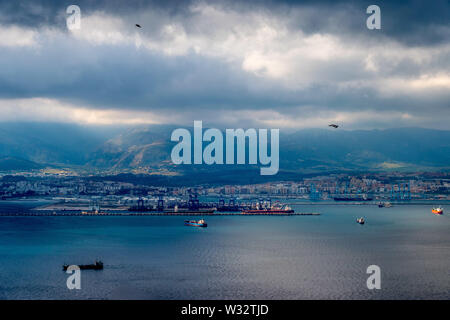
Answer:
[87,125,175,169]
[281,128,450,171]
[0,122,122,166]
[0,157,43,171]
[88,126,450,172]
[0,123,449,176]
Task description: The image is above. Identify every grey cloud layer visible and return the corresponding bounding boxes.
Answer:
[1,0,448,45]
[0,0,449,129]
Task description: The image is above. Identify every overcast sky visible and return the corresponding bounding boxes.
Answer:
[0,0,449,129]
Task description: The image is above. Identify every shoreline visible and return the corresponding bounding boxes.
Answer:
[0,210,321,217]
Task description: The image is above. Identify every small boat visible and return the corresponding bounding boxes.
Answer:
[432,207,443,215]
[184,219,207,227]
[356,217,365,225]
[378,202,392,208]
[63,260,103,271]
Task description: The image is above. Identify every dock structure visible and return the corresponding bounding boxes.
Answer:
[0,211,320,217]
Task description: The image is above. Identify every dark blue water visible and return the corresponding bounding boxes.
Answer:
[0,202,449,299]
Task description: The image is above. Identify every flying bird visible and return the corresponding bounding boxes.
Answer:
[329,124,339,128]
[135,24,142,28]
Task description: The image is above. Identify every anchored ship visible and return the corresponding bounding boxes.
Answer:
[216,198,242,212]
[63,260,103,271]
[184,219,207,227]
[242,203,294,214]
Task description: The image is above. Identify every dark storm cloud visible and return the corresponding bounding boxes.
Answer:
[0,0,193,27]
[0,0,449,129]
[0,41,295,110]
[280,0,450,46]
[1,0,448,45]
[0,34,446,115]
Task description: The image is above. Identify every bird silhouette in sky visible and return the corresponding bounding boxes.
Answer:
[329,124,339,128]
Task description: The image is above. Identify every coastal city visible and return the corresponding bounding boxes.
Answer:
[1,171,448,207]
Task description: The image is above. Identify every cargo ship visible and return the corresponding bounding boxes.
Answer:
[216,199,242,212]
[432,207,443,215]
[242,204,294,214]
[184,219,207,227]
[63,260,103,271]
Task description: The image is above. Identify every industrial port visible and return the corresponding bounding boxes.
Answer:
[7,194,320,216]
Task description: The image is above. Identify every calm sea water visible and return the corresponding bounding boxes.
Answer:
[0,201,449,300]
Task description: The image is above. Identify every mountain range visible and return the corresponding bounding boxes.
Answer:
[1,122,449,182]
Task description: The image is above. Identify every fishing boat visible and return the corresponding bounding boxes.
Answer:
[184,219,207,227]
[432,207,443,215]
[356,217,365,224]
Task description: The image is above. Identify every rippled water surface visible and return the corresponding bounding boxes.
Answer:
[0,202,449,299]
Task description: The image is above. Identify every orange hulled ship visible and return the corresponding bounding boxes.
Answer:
[432,207,444,215]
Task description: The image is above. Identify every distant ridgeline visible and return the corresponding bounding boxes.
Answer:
[0,123,449,182]
[170,121,279,175]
